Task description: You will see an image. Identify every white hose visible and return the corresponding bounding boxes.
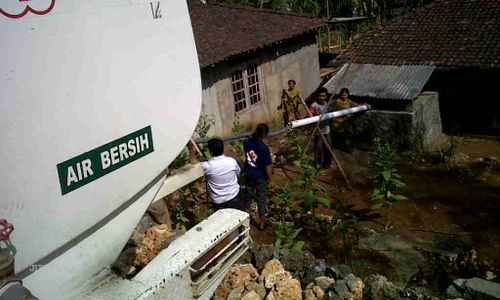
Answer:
[290,105,370,129]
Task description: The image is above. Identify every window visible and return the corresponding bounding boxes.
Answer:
[231,63,263,113]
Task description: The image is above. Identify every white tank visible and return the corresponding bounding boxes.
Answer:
[0,0,201,298]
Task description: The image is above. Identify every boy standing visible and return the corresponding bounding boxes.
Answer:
[309,87,332,169]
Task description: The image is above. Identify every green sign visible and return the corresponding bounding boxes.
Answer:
[57,126,154,195]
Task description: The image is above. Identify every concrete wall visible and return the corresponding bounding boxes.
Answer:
[350,92,445,152]
[200,34,320,136]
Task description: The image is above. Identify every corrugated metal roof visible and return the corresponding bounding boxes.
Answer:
[323,63,435,100]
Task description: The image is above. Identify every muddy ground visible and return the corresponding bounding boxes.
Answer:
[241,133,499,285]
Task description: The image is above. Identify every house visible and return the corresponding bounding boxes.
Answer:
[188,0,323,135]
[332,0,500,135]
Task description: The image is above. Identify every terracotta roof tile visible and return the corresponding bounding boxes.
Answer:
[338,0,500,68]
[188,0,323,68]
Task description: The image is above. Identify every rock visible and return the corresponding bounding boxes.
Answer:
[135,213,158,234]
[327,264,352,280]
[215,264,259,300]
[485,271,497,281]
[304,285,325,300]
[363,274,402,300]
[264,270,293,289]
[453,278,467,291]
[331,280,352,300]
[356,233,426,286]
[401,286,439,299]
[464,277,500,300]
[237,249,254,265]
[274,278,302,300]
[260,259,289,288]
[446,284,462,298]
[128,229,144,247]
[278,248,315,277]
[134,224,176,267]
[252,244,276,270]
[227,285,245,300]
[344,274,364,300]
[112,247,137,277]
[303,259,328,284]
[242,290,262,300]
[245,281,266,299]
[326,290,340,300]
[266,291,276,300]
[314,276,335,290]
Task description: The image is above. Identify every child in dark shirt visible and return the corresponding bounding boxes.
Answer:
[243,123,273,230]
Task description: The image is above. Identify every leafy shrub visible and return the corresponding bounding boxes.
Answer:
[273,221,304,252]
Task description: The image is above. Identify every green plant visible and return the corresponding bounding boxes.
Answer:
[230,117,245,154]
[172,197,190,232]
[170,148,189,169]
[331,202,359,262]
[195,113,215,139]
[276,183,295,207]
[293,144,330,214]
[370,138,408,230]
[273,221,304,252]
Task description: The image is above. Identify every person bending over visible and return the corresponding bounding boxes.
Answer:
[202,138,244,211]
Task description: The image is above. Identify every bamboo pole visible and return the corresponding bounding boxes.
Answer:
[299,96,354,191]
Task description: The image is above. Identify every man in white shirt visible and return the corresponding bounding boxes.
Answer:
[202,138,243,211]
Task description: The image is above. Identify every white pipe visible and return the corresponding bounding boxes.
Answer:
[290,105,370,129]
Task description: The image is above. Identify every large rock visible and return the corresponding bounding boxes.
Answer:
[357,233,423,286]
[242,290,262,300]
[363,274,402,300]
[135,213,158,234]
[327,274,364,300]
[464,277,500,300]
[260,259,292,289]
[252,244,276,270]
[112,247,137,277]
[277,248,315,278]
[327,264,353,280]
[344,274,364,300]
[330,280,352,300]
[245,281,266,299]
[134,224,176,268]
[303,284,325,300]
[215,264,259,300]
[314,276,335,290]
[237,249,254,265]
[303,259,328,284]
[227,285,245,300]
[273,278,302,300]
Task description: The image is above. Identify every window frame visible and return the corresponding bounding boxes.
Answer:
[229,62,265,115]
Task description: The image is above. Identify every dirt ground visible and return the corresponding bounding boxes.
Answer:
[247,133,500,274]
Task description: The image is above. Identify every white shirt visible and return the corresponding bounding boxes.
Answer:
[202,155,241,204]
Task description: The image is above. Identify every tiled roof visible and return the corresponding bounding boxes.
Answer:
[338,0,500,68]
[188,0,323,68]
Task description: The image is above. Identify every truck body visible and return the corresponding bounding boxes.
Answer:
[1,1,249,298]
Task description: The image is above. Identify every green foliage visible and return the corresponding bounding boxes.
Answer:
[230,117,245,154]
[370,138,408,211]
[195,113,215,139]
[170,148,189,169]
[292,144,330,214]
[275,183,294,207]
[172,197,190,232]
[273,221,304,252]
[331,202,358,237]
